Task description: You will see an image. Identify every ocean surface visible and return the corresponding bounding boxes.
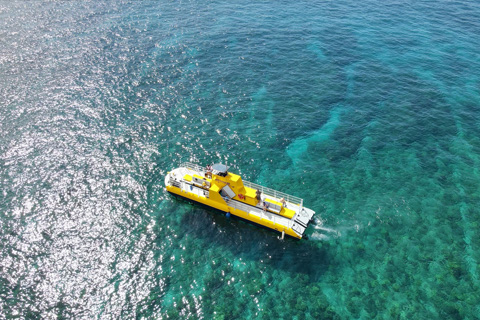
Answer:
[1,0,480,319]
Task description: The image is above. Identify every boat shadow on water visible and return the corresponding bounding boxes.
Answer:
[175,195,331,282]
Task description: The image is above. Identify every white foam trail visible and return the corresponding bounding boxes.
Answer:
[309,231,329,241]
[313,217,323,224]
[312,218,341,234]
[309,217,341,239]
[313,225,340,235]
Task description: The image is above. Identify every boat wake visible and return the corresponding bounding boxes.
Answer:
[309,231,330,241]
[313,224,341,236]
[308,218,341,241]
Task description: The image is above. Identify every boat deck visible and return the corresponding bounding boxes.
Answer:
[167,164,315,237]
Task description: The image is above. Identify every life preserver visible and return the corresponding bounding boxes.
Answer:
[238,194,244,200]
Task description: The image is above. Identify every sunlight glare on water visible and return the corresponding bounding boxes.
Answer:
[1,0,480,319]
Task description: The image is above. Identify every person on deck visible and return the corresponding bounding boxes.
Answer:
[262,200,269,212]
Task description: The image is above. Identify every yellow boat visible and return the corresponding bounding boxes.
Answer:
[164,162,316,239]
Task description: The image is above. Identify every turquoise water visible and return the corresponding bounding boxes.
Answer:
[1,0,480,318]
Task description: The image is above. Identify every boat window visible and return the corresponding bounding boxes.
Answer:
[221,185,236,198]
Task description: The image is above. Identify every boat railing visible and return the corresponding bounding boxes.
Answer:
[243,180,303,208]
[227,199,254,214]
[179,161,303,208]
[228,200,293,227]
[180,162,206,174]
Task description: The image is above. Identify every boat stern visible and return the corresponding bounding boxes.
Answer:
[292,207,316,238]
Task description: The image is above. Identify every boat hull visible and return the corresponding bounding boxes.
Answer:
[166,190,304,239]
[165,185,303,239]
[164,163,315,239]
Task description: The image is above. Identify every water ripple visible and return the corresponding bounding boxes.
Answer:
[1,0,480,319]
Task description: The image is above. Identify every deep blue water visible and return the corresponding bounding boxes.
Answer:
[1,0,480,318]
